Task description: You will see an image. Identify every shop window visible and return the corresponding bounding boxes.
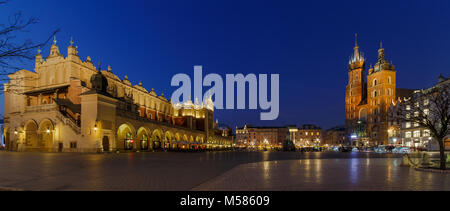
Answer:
[124,132,133,150]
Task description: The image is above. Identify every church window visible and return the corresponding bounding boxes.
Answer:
[388,76,391,84]
[373,79,378,87]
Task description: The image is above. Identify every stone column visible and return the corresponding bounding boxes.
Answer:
[54,89,59,102]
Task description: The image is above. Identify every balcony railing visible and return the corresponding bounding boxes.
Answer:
[25,103,58,113]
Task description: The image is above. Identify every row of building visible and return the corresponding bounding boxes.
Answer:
[234,124,347,149]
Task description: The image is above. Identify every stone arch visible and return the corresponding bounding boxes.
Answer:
[358,108,367,122]
[164,131,174,149]
[175,132,181,141]
[117,123,135,150]
[38,119,54,151]
[136,127,150,151]
[195,136,201,144]
[24,120,39,149]
[207,137,214,149]
[151,129,163,150]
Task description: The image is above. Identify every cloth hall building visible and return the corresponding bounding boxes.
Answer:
[3,38,232,152]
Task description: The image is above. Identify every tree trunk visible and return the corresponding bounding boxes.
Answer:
[439,139,446,170]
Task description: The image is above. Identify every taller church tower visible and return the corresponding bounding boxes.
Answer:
[345,34,366,139]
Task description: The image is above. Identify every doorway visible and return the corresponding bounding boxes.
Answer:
[102,136,110,152]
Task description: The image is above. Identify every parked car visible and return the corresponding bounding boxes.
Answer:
[374,146,387,153]
[395,147,411,154]
[340,146,353,152]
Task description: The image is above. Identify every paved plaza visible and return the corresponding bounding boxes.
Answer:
[0,151,448,191]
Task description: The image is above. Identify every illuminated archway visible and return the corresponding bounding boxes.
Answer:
[152,129,163,150]
[137,127,150,151]
[38,119,54,151]
[24,120,38,150]
[117,123,135,150]
[164,131,173,149]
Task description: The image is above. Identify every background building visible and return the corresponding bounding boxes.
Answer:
[235,125,286,150]
[235,124,322,150]
[323,125,346,146]
[297,124,322,147]
[389,74,450,151]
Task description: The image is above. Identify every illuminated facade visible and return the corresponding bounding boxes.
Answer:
[388,75,450,150]
[235,125,286,149]
[297,124,322,147]
[235,124,322,149]
[3,38,232,152]
[323,126,346,146]
[345,35,411,146]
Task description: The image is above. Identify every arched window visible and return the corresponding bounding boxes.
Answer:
[373,79,378,87]
[388,76,391,84]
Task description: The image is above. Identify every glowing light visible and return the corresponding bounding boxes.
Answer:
[46,128,50,134]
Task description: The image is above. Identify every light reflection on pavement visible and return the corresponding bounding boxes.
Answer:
[0,151,447,191]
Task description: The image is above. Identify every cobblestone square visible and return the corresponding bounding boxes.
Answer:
[0,151,448,191]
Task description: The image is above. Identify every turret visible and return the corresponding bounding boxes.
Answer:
[48,36,61,57]
[35,47,43,67]
[372,41,395,73]
[67,37,78,57]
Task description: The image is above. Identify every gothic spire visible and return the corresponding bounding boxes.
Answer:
[349,33,364,65]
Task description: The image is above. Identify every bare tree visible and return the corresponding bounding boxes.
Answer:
[0,0,59,92]
[397,81,449,170]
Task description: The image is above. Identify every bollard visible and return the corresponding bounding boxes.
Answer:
[422,153,431,166]
[402,154,410,166]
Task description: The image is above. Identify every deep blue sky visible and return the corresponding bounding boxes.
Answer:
[1,0,450,129]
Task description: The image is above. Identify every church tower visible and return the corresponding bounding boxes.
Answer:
[345,34,366,137]
[366,42,396,145]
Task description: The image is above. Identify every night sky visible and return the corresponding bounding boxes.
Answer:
[1,0,449,130]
